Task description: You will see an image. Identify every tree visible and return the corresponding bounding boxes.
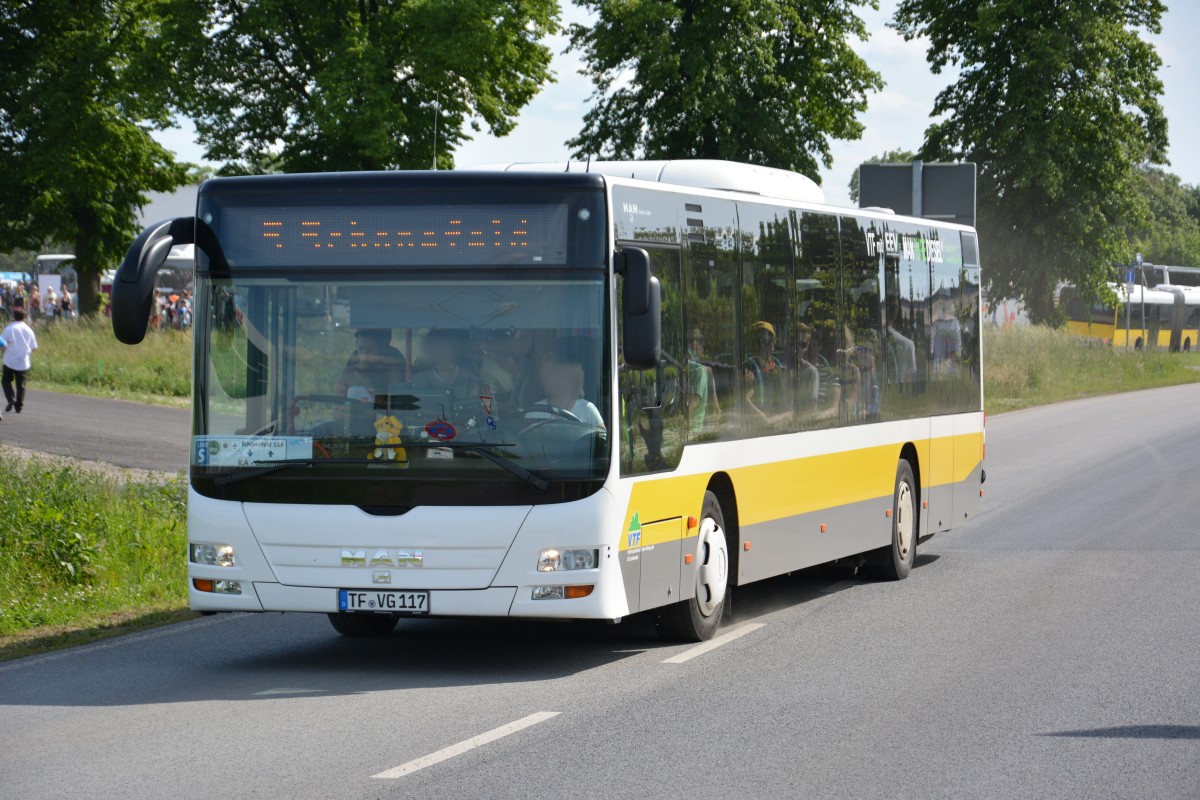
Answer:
[1129,166,1200,267]
[848,148,916,205]
[892,0,1168,322]
[0,0,190,313]
[568,0,883,178]
[162,0,560,172]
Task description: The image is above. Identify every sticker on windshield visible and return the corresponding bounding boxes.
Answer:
[424,420,456,441]
[194,436,314,467]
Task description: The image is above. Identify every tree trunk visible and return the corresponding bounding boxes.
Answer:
[77,270,101,317]
[74,230,100,316]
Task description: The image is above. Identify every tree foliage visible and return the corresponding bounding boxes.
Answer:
[848,147,916,204]
[1129,166,1200,268]
[568,0,883,178]
[162,0,560,172]
[892,0,1168,321]
[0,0,189,313]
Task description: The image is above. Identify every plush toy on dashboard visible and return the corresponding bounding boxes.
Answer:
[369,414,407,464]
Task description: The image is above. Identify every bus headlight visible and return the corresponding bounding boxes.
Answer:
[193,578,242,594]
[532,585,594,600]
[190,543,237,567]
[537,548,598,572]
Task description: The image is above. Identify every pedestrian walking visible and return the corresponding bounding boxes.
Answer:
[0,330,6,422]
[2,308,37,415]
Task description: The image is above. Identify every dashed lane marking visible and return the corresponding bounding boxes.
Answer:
[372,711,561,779]
[661,622,766,664]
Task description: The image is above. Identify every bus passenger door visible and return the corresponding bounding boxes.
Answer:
[617,244,686,612]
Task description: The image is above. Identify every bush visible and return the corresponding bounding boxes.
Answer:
[0,449,187,635]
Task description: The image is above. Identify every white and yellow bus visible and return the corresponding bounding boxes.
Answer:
[1060,282,1200,351]
[112,160,984,641]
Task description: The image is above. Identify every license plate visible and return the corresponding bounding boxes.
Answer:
[338,589,429,614]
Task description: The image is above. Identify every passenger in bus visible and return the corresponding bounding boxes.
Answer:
[528,352,604,428]
[854,332,880,417]
[477,329,530,413]
[795,323,820,410]
[412,328,480,400]
[335,328,407,399]
[744,320,791,425]
[686,327,721,435]
[885,299,917,383]
[931,293,962,375]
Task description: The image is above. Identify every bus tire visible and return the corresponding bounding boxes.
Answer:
[327,613,399,636]
[876,460,917,581]
[656,491,729,642]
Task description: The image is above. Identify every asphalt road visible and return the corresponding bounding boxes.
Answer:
[0,388,190,472]
[2,385,1199,798]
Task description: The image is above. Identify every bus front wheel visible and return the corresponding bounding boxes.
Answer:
[327,613,399,636]
[875,460,917,581]
[656,491,729,642]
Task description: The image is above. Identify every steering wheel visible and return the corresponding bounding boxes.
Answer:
[514,403,598,436]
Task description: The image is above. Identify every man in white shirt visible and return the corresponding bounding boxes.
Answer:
[2,309,37,414]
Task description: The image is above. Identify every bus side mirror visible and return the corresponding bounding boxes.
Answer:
[620,247,661,370]
[113,217,195,344]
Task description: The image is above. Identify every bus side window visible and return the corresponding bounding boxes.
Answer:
[619,246,685,475]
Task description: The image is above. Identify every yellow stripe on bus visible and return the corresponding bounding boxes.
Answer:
[620,432,982,545]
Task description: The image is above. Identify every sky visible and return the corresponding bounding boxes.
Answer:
[152,2,1200,210]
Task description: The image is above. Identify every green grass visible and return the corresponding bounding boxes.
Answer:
[30,315,191,405]
[0,449,192,661]
[983,324,1200,412]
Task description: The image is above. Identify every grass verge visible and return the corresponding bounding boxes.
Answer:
[0,449,191,662]
[983,324,1200,412]
[27,315,190,406]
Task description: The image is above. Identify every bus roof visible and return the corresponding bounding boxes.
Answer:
[464,159,826,205]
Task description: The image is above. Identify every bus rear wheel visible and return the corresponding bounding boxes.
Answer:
[875,460,917,581]
[656,491,729,642]
[327,613,399,636]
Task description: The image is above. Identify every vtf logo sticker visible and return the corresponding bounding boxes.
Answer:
[627,512,642,549]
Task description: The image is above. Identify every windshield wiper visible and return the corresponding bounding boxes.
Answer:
[402,441,550,491]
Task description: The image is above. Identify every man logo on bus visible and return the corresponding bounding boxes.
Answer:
[627,512,642,549]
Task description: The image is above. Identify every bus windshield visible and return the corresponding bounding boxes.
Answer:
[193,271,610,506]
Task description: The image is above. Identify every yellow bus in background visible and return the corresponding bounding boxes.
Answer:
[1060,282,1200,351]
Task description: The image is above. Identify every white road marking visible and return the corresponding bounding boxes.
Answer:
[661,622,766,664]
[372,711,561,779]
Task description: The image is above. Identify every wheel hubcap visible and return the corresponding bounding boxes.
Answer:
[896,481,914,560]
[695,518,728,617]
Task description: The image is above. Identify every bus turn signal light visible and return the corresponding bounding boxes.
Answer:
[687,516,699,530]
[193,578,214,593]
[565,585,594,599]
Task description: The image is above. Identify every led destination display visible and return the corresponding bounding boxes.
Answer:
[219,204,571,267]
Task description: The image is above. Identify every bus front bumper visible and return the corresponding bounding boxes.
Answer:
[190,581,625,620]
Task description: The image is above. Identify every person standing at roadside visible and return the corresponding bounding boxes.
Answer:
[0,329,6,421]
[2,309,37,414]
